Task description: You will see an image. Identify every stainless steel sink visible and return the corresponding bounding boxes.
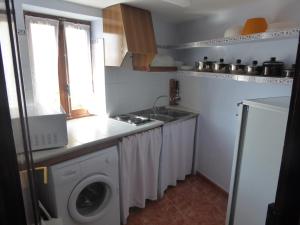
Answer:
[155,108,191,118]
[148,114,174,122]
[131,107,194,122]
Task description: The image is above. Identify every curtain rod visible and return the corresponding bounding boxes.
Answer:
[24,11,91,25]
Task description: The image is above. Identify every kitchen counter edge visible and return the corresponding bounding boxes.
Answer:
[29,108,199,168]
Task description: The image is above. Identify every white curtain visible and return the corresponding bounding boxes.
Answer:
[119,128,162,224]
[64,22,94,112]
[64,23,106,115]
[90,38,107,116]
[158,118,196,197]
[25,15,60,112]
[64,22,92,110]
[0,14,18,109]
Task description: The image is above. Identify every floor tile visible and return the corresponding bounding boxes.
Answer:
[126,175,228,225]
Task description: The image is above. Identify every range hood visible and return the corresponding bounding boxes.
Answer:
[103,4,157,71]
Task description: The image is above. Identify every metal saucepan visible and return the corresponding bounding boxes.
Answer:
[262,57,284,77]
[246,60,263,75]
[213,58,229,73]
[230,59,246,74]
[282,64,295,77]
[197,56,215,72]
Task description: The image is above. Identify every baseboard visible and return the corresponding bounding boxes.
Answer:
[196,171,229,196]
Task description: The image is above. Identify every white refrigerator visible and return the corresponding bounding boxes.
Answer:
[226,97,290,225]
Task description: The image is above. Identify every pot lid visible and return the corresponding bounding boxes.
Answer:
[263,57,284,66]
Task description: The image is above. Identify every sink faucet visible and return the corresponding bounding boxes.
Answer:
[153,95,168,114]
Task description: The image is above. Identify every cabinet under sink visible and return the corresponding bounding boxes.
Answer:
[158,117,197,197]
[118,107,198,222]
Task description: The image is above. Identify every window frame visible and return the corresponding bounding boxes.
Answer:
[24,12,93,119]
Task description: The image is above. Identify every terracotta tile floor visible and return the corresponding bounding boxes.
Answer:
[126,175,228,225]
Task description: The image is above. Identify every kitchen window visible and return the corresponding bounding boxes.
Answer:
[25,14,106,119]
[0,14,18,109]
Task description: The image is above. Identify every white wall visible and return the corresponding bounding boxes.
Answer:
[104,13,178,115]
[174,0,300,191]
[105,68,175,115]
[152,13,178,46]
[178,74,292,191]
[176,0,300,43]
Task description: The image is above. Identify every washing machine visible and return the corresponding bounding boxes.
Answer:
[37,146,120,225]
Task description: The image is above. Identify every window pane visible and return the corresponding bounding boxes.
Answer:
[26,16,60,111]
[64,22,93,111]
[91,38,107,116]
[0,15,18,109]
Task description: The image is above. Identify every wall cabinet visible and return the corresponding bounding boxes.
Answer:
[103,4,157,71]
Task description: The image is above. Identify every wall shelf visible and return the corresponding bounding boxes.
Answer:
[158,28,300,50]
[178,70,293,85]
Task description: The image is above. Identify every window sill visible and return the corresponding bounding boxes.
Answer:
[67,113,94,120]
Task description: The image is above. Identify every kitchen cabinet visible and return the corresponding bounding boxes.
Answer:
[103,4,157,71]
[119,127,162,224]
[158,118,197,197]
[226,97,289,225]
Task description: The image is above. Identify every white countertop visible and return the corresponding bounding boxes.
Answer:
[32,116,163,165]
[31,105,199,166]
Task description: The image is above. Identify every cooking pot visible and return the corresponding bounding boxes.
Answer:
[262,57,284,77]
[197,56,215,72]
[230,59,246,74]
[246,60,262,75]
[282,64,295,77]
[213,58,229,73]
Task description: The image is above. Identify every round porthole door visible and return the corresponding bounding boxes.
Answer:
[68,174,113,223]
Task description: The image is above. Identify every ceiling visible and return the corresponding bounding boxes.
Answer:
[63,0,265,23]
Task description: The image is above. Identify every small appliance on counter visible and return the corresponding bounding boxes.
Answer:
[12,105,68,152]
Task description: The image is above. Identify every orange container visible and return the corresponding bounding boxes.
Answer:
[241,18,268,35]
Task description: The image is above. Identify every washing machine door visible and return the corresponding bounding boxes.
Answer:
[68,174,114,223]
